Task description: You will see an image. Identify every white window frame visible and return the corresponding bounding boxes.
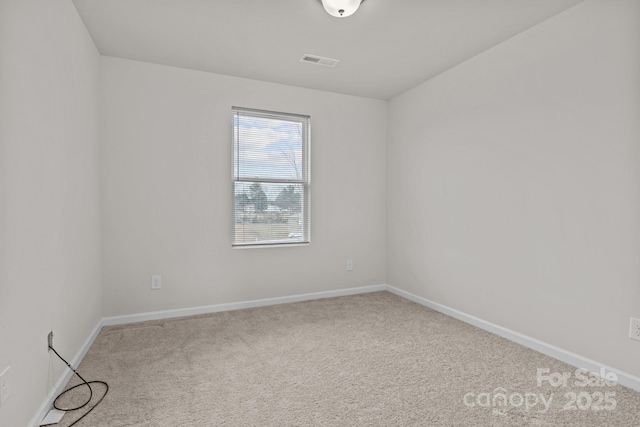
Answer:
[232,106,310,248]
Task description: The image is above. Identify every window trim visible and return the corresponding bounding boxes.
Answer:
[231,106,311,248]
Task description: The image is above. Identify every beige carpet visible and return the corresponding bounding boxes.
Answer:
[54,292,640,426]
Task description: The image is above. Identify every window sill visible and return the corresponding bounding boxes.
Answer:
[232,242,310,249]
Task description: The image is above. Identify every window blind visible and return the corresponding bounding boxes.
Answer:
[232,107,310,247]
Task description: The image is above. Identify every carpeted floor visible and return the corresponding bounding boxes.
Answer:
[54,291,640,426]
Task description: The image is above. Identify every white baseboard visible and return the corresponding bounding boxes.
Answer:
[31,282,639,426]
[102,284,387,326]
[28,320,103,427]
[385,284,640,393]
[30,285,385,426]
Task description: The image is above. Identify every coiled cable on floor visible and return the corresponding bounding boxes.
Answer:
[48,345,109,426]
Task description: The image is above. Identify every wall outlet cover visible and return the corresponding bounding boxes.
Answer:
[151,274,162,290]
[630,317,640,342]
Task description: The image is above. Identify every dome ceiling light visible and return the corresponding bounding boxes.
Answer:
[319,0,365,18]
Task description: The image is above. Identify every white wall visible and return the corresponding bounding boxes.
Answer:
[100,57,387,316]
[3,1,638,424]
[387,0,640,377]
[0,1,102,426]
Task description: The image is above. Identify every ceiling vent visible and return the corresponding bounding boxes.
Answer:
[300,54,340,68]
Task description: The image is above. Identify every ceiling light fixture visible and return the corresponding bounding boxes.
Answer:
[319,0,365,18]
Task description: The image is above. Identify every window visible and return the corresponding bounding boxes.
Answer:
[232,107,310,247]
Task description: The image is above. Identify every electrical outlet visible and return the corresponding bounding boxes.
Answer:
[0,367,10,407]
[151,274,162,290]
[630,317,640,342]
[48,331,54,350]
[346,260,353,271]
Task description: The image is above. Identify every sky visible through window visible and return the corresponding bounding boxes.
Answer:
[235,115,302,184]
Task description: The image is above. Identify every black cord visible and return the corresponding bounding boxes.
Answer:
[48,345,109,426]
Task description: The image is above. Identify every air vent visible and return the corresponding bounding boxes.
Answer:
[300,54,340,68]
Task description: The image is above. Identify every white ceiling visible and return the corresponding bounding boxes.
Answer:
[72,0,584,100]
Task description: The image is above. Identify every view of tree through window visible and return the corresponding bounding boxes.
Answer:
[232,107,310,246]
